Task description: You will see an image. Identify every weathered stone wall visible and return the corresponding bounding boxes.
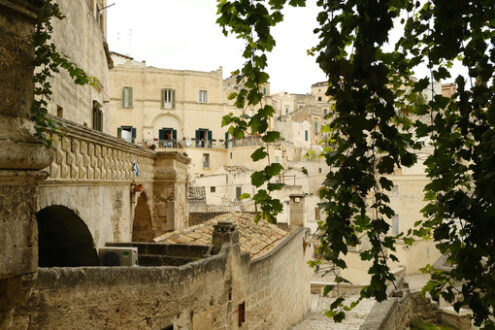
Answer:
[0,1,51,325]
[48,0,111,131]
[360,291,472,330]
[11,256,230,330]
[240,227,312,330]
[9,224,312,329]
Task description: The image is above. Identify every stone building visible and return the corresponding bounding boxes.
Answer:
[46,0,112,132]
[109,53,229,176]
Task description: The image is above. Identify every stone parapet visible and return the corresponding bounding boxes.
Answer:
[42,117,155,183]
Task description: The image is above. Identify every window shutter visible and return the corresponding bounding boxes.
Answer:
[131,127,136,143]
[161,89,165,108]
[225,132,229,148]
[207,130,212,141]
[122,88,126,107]
[172,129,177,141]
[128,87,133,108]
[117,127,122,138]
[195,130,200,140]
[172,90,175,109]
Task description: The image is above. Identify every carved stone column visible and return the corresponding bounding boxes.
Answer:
[152,151,190,236]
[0,0,52,325]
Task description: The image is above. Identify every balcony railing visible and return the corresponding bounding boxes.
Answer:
[158,139,178,148]
[228,136,263,148]
[195,139,212,148]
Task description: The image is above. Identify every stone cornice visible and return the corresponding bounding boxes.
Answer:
[155,151,191,165]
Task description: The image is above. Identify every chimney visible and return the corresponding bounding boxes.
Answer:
[289,194,305,230]
[211,221,239,254]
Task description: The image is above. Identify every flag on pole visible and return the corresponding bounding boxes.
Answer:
[133,159,139,177]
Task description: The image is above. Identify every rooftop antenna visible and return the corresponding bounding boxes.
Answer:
[129,28,132,56]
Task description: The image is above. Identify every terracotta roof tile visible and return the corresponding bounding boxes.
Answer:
[154,213,290,258]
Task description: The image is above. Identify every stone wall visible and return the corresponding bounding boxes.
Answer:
[11,256,230,329]
[240,227,312,330]
[0,0,50,324]
[48,0,111,131]
[360,291,472,330]
[9,224,312,329]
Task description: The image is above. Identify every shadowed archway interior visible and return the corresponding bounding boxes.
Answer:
[132,193,153,242]
[36,205,98,267]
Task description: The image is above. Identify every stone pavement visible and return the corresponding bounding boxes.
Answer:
[291,295,376,330]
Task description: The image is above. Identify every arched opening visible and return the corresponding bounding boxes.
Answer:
[36,205,98,267]
[132,193,153,242]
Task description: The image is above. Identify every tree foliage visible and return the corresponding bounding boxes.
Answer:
[32,0,98,147]
[217,0,495,327]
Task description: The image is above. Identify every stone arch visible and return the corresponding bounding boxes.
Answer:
[132,192,153,242]
[152,114,182,135]
[36,205,98,267]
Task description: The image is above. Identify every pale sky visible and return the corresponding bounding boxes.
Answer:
[107,0,326,94]
[107,1,461,95]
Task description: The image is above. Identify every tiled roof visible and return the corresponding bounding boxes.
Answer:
[153,213,290,259]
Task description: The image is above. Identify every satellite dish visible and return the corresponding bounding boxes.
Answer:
[185,138,191,147]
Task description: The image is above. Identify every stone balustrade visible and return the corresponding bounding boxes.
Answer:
[43,118,155,182]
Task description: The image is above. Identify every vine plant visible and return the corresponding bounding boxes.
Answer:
[218,0,495,328]
[32,0,98,147]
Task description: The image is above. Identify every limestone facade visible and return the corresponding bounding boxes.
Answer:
[46,0,111,132]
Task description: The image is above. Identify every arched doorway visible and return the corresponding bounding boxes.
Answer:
[132,193,153,242]
[36,205,98,267]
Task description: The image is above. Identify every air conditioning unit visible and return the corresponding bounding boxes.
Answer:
[99,247,138,266]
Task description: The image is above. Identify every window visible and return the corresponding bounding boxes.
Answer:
[298,105,303,109]
[117,126,136,143]
[123,87,133,108]
[236,187,242,200]
[196,129,212,148]
[304,130,308,141]
[275,156,280,163]
[392,185,399,196]
[161,89,175,109]
[285,108,289,114]
[238,302,245,327]
[158,128,177,148]
[203,154,210,168]
[92,101,103,132]
[230,152,232,159]
[210,186,216,193]
[199,90,208,103]
[323,109,328,117]
[392,215,399,236]
[57,105,63,118]
[263,87,267,95]
[315,121,318,133]
[319,168,322,174]
[318,96,322,101]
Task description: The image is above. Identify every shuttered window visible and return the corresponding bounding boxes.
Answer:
[161,89,175,109]
[123,87,133,108]
[199,90,208,103]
